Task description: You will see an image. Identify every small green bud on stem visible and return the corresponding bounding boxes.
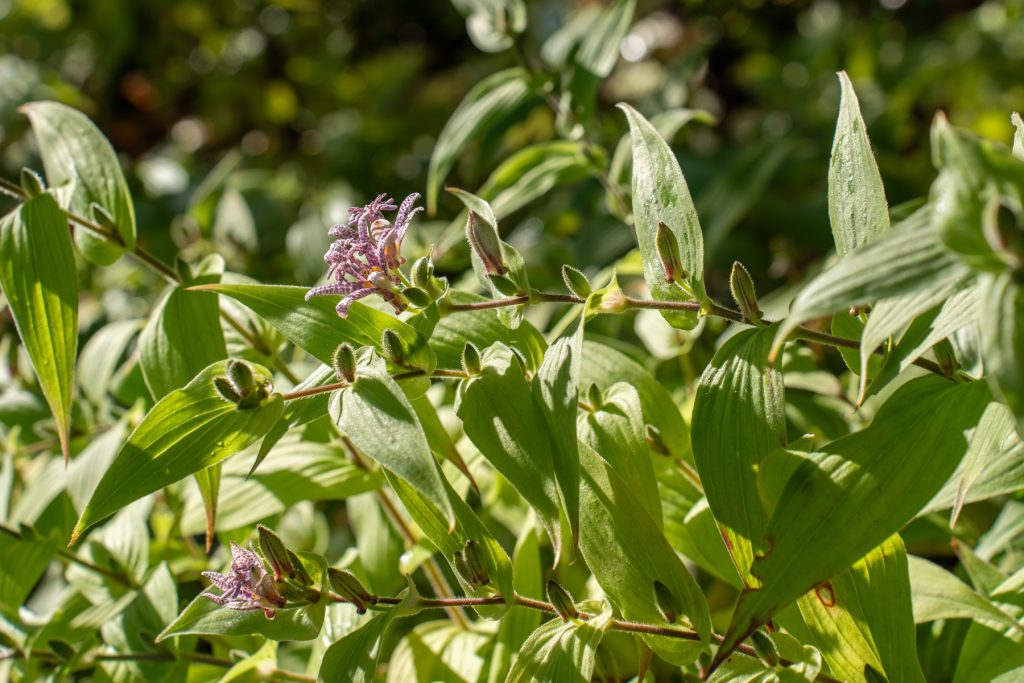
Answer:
[20,168,45,197]
[653,580,681,623]
[561,265,592,299]
[488,273,523,297]
[729,261,762,323]
[257,525,294,582]
[750,629,781,667]
[332,343,357,383]
[586,383,603,411]
[462,342,482,375]
[933,339,960,377]
[288,550,314,586]
[466,211,508,275]
[328,568,377,614]
[463,539,491,586]
[645,425,670,456]
[546,580,579,622]
[655,222,687,284]
[381,329,406,367]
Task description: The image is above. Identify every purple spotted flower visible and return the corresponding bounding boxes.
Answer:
[201,542,286,619]
[305,193,423,317]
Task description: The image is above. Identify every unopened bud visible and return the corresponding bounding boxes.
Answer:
[453,550,476,589]
[381,329,406,367]
[863,664,889,683]
[487,273,522,297]
[729,262,762,323]
[20,168,45,197]
[645,425,670,456]
[90,203,117,231]
[328,568,376,614]
[933,339,960,377]
[546,580,579,622]
[402,286,432,308]
[462,342,482,375]
[586,383,603,411]
[466,211,508,275]
[214,377,242,403]
[750,630,780,667]
[257,525,294,582]
[332,343,357,383]
[655,222,687,284]
[227,360,256,397]
[288,550,314,586]
[562,265,592,299]
[463,539,490,586]
[411,256,433,289]
[653,580,681,623]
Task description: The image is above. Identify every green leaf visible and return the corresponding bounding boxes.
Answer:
[797,535,925,683]
[618,103,705,329]
[194,463,221,550]
[532,319,583,551]
[455,343,565,563]
[574,0,634,78]
[1013,112,1024,160]
[426,68,534,213]
[193,283,435,373]
[771,206,963,360]
[318,584,422,682]
[979,272,1024,438]
[828,72,889,257]
[477,141,596,218]
[339,354,454,527]
[714,376,992,667]
[578,382,661,526]
[430,291,547,372]
[691,325,785,587]
[384,470,515,618]
[506,603,612,683]
[578,441,711,664]
[831,310,882,380]
[77,319,141,410]
[0,530,58,616]
[909,556,1023,635]
[387,620,490,683]
[22,101,136,263]
[485,524,543,683]
[450,0,526,53]
[72,360,284,543]
[408,393,476,490]
[139,276,227,400]
[253,363,336,475]
[0,193,78,461]
[159,552,327,642]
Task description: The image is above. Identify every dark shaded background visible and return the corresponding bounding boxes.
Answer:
[2,0,1022,298]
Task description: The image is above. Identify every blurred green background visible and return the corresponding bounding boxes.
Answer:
[1,0,1022,303]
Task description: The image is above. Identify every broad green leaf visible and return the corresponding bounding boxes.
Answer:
[455,343,565,563]
[574,0,634,78]
[771,206,963,360]
[581,338,690,463]
[194,283,435,373]
[431,291,547,371]
[579,441,710,664]
[715,376,991,666]
[253,363,336,475]
[159,552,327,642]
[449,188,529,329]
[426,68,534,213]
[953,618,1024,683]
[691,325,785,587]
[477,141,596,218]
[908,556,1023,635]
[386,620,489,683]
[506,604,612,683]
[618,103,705,329]
[831,310,882,379]
[828,72,889,257]
[384,470,515,618]
[532,320,583,551]
[22,101,136,263]
[485,524,543,683]
[77,319,141,409]
[339,354,454,526]
[218,641,277,683]
[979,272,1024,437]
[0,193,78,461]
[408,393,475,489]
[72,360,283,543]
[0,531,58,616]
[139,276,227,400]
[797,535,925,683]
[1013,112,1024,159]
[318,584,422,682]
[578,382,661,526]
[661,484,742,588]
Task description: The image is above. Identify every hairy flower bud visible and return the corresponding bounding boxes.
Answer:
[466,211,508,275]
[463,539,490,586]
[933,339,960,377]
[546,580,579,622]
[328,568,376,614]
[332,343,357,383]
[561,265,592,299]
[462,342,482,375]
[214,377,242,403]
[645,424,670,456]
[402,286,432,308]
[90,203,118,232]
[227,360,256,397]
[729,261,762,323]
[586,383,603,411]
[381,329,406,367]
[288,550,314,586]
[655,222,687,284]
[653,580,681,623]
[863,665,889,683]
[750,629,781,667]
[257,525,294,582]
[452,550,476,589]
[487,273,522,297]
[20,168,45,197]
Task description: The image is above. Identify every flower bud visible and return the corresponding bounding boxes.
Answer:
[750,629,781,667]
[328,568,376,614]
[487,273,522,297]
[90,203,118,231]
[645,424,670,456]
[20,168,45,197]
[257,525,294,582]
[653,580,681,624]
[214,377,242,403]
[466,211,508,275]
[227,360,256,397]
[288,550,314,586]
[863,664,889,683]
[934,339,960,377]
[411,256,433,289]
[546,580,579,622]
[655,222,687,284]
[463,539,490,586]
[462,342,482,375]
[729,261,762,323]
[561,265,592,299]
[332,343,357,383]
[586,383,603,411]
[452,550,477,589]
[381,329,406,367]
[402,286,432,308]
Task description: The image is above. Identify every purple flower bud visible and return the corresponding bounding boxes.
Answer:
[201,542,286,619]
